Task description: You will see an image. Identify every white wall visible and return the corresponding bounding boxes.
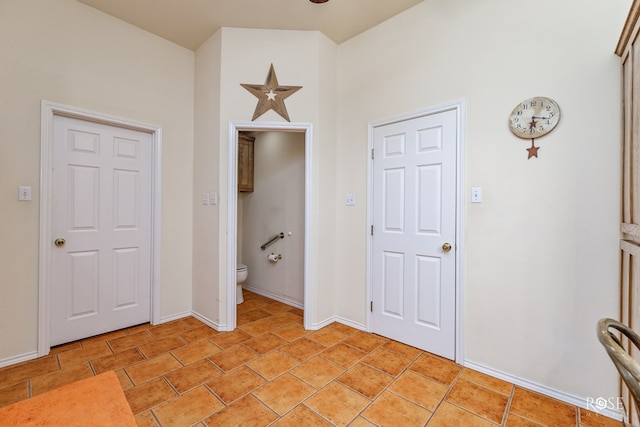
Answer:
[192,27,338,328]
[0,0,194,362]
[240,131,305,305]
[193,31,223,325]
[336,0,629,401]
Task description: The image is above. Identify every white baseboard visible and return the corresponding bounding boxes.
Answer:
[307,316,334,330]
[464,360,624,421]
[190,310,223,331]
[241,285,304,310]
[0,351,38,369]
[306,315,366,332]
[332,316,367,332]
[159,311,192,324]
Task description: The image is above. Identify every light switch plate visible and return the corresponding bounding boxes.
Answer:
[202,193,209,205]
[210,192,218,205]
[471,187,482,203]
[18,186,31,201]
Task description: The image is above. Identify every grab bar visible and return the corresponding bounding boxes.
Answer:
[261,232,284,251]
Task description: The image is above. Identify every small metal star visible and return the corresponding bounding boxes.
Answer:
[241,64,302,122]
[527,139,539,159]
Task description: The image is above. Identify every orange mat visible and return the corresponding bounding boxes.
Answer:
[0,371,136,426]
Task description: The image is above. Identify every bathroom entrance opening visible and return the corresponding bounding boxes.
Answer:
[227,122,312,331]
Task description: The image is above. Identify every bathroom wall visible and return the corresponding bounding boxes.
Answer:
[240,131,305,306]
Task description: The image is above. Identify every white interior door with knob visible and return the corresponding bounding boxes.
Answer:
[50,115,152,346]
[371,107,458,359]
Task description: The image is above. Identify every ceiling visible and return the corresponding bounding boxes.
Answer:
[77,0,423,50]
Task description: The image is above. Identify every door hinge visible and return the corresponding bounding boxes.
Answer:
[371,225,374,235]
[370,301,373,312]
[371,148,375,160]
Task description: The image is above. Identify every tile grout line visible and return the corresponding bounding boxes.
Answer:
[500,383,516,426]
[340,340,430,426]
[446,374,513,426]
[3,293,619,427]
[251,344,337,425]
[424,365,465,426]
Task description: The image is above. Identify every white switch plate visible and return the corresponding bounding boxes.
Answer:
[202,193,209,205]
[471,187,482,203]
[345,194,356,206]
[18,186,31,201]
[209,192,217,205]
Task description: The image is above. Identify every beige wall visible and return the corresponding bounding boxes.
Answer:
[336,0,629,401]
[0,0,194,362]
[192,27,338,327]
[192,31,222,324]
[240,131,305,305]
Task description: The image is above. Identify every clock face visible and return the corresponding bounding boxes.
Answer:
[509,97,560,139]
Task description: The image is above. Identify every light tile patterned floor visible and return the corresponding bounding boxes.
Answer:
[0,291,624,426]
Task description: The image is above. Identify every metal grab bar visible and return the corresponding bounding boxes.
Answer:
[261,232,284,251]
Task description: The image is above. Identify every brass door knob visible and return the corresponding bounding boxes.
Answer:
[54,238,66,248]
[442,242,452,253]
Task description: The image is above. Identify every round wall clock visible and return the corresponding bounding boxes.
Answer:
[509,96,560,138]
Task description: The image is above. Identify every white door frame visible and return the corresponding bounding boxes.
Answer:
[366,99,465,363]
[226,121,312,331]
[38,100,162,356]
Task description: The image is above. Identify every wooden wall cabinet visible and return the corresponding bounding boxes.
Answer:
[238,134,255,192]
[617,2,640,425]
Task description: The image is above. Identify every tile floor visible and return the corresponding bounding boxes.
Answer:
[0,291,624,427]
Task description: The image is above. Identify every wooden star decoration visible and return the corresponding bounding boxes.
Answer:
[241,64,302,122]
[527,139,539,159]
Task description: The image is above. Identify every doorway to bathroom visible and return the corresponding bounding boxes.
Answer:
[227,122,312,331]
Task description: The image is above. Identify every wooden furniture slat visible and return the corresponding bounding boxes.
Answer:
[617,0,640,56]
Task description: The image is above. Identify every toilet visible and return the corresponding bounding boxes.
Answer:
[236,264,248,304]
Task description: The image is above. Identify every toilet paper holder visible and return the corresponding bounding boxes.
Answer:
[267,253,282,263]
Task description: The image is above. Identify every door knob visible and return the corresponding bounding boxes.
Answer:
[54,238,66,248]
[442,242,452,253]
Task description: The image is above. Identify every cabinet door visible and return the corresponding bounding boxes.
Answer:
[620,2,640,242]
[618,4,640,425]
[621,240,640,426]
[238,135,254,192]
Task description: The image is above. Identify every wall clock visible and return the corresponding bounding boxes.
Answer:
[509,96,560,159]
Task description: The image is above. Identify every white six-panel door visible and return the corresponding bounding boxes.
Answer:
[50,115,152,346]
[371,108,457,359]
